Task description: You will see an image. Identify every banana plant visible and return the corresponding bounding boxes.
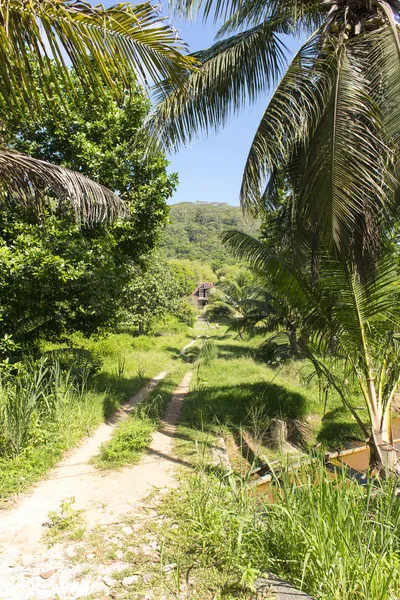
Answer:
[224,229,400,476]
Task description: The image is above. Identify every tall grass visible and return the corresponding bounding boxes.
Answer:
[159,458,400,600]
[0,328,193,498]
[0,356,110,498]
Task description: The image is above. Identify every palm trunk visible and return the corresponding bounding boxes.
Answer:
[368,422,400,476]
[366,379,400,476]
[287,320,297,356]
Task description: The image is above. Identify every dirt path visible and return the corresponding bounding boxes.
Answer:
[0,370,193,600]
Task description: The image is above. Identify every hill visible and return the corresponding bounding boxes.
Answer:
[160,202,261,268]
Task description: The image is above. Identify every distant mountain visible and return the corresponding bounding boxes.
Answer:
[160,202,261,268]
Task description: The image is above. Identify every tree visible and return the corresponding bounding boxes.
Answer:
[123,255,181,335]
[0,71,176,344]
[0,0,192,219]
[168,259,217,296]
[206,266,255,326]
[224,230,400,475]
[148,0,400,270]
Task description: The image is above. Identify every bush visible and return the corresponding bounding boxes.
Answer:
[176,299,197,327]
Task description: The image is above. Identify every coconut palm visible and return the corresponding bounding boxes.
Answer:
[147,0,400,266]
[223,229,400,475]
[0,0,193,221]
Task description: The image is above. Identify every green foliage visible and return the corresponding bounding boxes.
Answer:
[0,69,175,346]
[93,417,154,469]
[150,315,192,336]
[124,255,182,334]
[176,299,197,327]
[168,258,217,296]
[160,458,400,600]
[160,202,260,269]
[45,498,85,544]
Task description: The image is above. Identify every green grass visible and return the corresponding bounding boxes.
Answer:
[92,362,189,470]
[182,330,364,452]
[92,417,155,470]
[154,456,400,600]
[0,327,193,499]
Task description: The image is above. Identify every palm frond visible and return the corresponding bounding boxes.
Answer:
[223,230,400,361]
[0,148,127,224]
[170,0,321,26]
[299,42,394,257]
[216,0,323,37]
[241,32,395,261]
[0,0,194,116]
[145,20,289,152]
[240,30,330,213]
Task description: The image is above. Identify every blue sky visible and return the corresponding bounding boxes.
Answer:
[164,17,303,206]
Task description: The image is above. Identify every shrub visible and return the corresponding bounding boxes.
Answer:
[176,299,197,327]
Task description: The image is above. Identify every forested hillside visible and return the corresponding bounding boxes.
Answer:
[160,202,260,268]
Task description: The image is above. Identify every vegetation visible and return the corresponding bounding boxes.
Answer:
[150,0,400,268]
[92,417,155,470]
[183,330,363,452]
[0,0,192,222]
[3,0,400,594]
[155,455,400,600]
[135,332,400,600]
[0,328,191,499]
[160,202,260,269]
[147,0,400,477]
[0,71,176,347]
[221,231,400,473]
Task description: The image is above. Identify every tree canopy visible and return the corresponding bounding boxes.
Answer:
[148,0,400,269]
[0,69,176,345]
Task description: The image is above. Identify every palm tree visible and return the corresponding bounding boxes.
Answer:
[0,0,193,221]
[224,229,400,475]
[147,0,400,266]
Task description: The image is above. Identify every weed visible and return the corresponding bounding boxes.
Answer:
[114,355,126,379]
[92,417,154,469]
[136,361,146,382]
[45,498,85,544]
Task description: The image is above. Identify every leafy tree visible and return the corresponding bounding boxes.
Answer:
[224,230,400,475]
[0,0,192,220]
[168,259,217,296]
[123,255,181,335]
[0,72,176,344]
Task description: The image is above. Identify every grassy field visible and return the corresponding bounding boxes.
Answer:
[183,327,364,456]
[0,327,192,499]
[142,329,400,600]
